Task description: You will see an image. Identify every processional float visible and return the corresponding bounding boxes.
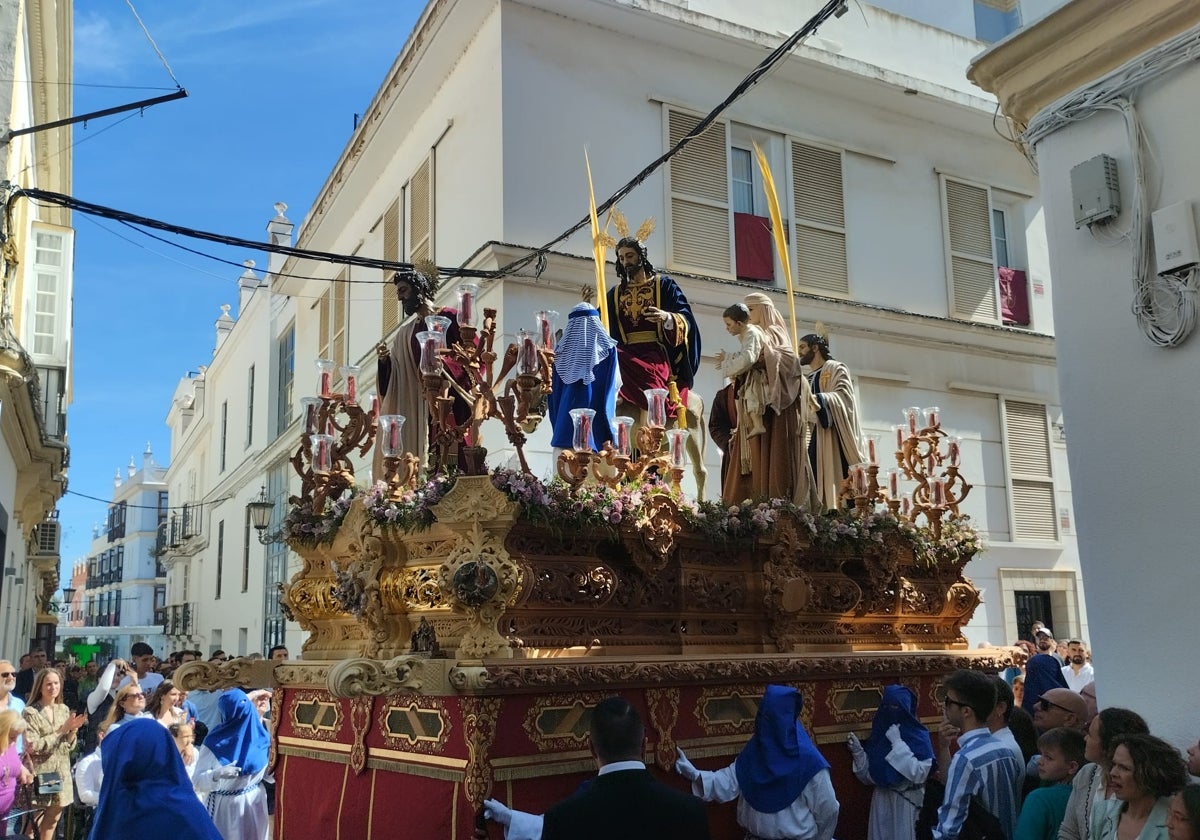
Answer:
[176,274,1017,840]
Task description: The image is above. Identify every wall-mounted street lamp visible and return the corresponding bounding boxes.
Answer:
[58,587,75,614]
[247,486,280,545]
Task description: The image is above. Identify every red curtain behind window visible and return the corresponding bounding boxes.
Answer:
[734,212,774,282]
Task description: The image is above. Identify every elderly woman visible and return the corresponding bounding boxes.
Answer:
[89,718,222,839]
[1167,783,1200,840]
[1091,734,1188,840]
[22,668,86,840]
[1059,707,1150,840]
[0,710,30,819]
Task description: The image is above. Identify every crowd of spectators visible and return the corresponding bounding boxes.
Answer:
[0,641,285,840]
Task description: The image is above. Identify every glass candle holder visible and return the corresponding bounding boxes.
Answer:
[863,434,880,465]
[887,467,900,499]
[901,493,913,517]
[416,330,446,376]
[614,416,635,457]
[892,424,906,450]
[341,365,361,404]
[852,463,870,496]
[301,397,322,435]
[535,310,558,350]
[377,414,406,458]
[316,359,336,398]
[312,433,334,475]
[424,314,452,334]
[570,408,596,452]
[932,476,947,506]
[644,388,669,428]
[924,406,940,428]
[517,328,539,375]
[666,428,690,469]
[363,390,379,420]
[948,436,961,467]
[904,406,921,436]
[456,283,480,329]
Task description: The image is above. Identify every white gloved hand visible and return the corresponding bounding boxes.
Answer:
[886,723,904,746]
[846,732,865,754]
[214,764,242,779]
[674,747,700,781]
[483,799,513,827]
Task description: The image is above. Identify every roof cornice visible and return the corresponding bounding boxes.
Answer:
[968,0,1200,130]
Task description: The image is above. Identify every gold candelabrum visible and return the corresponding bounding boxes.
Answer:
[555,392,689,493]
[419,294,554,477]
[842,406,973,539]
[291,390,376,512]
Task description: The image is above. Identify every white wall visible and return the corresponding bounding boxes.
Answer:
[1030,58,1200,747]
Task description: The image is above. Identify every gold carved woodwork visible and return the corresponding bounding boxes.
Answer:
[348,695,373,775]
[462,697,503,810]
[327,656,425,698]
[645,687,681,771]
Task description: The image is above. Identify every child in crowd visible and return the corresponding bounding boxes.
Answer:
[1014,726,1085,840]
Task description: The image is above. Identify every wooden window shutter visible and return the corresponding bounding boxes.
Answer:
[382,199,400,335]
[790,141,848,296]
[332,270,348,368]
[1003,399,1057,541]
[666,108,732,277]
[942,176,999,322]
[317,289,331,362]
[409,158,432,263]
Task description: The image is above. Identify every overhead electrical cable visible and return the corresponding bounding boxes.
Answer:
[7,0,849,285]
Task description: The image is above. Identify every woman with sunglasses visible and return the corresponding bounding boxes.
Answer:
[102,683,150,732]
[1059,707,1149,840]
[1090,734,1187,840]
[22,668,86,840]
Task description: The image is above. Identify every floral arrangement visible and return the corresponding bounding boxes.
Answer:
[281,492,356,545]
[284,471,982,567]
[360,474,456,531]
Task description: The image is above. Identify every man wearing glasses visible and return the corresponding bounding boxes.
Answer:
[1031,689,1087,734]
[0,661,24,750]
[932,670,1022,840]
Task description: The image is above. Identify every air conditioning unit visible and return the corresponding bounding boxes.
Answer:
[32,522,60,556]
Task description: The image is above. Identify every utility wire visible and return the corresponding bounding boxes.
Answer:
[66,488,235,510]
[124,0,183,89]
[8,0,849,286]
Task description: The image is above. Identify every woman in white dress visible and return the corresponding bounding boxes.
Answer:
[192,689,270,840]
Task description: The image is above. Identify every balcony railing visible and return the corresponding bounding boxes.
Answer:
[163,603,196,637]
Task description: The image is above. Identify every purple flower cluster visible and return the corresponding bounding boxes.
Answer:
[282,491,356,545]
[361,475,455,532]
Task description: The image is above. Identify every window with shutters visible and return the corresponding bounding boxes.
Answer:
[274,323,294,438]
[941,174,1000,322]
[665,108,732,277]
[27,226,72,363]
[246,364,255,448]
[1002,399,1057,541]
[332,270,348,372]
[791,140,848,296]
[663,107,848,293]
[407,157,433,264]
[317,289,331,363]
[382,199,400,336]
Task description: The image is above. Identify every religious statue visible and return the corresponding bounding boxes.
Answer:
[547,300,619,451]
[375,270,475,471]
[799,324,865,511]
[603,237,701,422]
[716,294,817,507]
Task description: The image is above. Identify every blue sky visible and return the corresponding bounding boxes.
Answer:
[58,1,423,572]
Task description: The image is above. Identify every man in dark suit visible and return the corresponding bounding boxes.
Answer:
[540,696,710,840]
[13,646,46,701]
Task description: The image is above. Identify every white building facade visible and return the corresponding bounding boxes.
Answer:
[0,0,73,658]
[64,446,169,660]
[971,0,1200,745]
[164,0,1087,654]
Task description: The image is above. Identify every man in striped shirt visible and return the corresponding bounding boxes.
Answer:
[933,669,1023,840]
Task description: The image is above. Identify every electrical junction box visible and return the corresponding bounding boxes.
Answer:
[1151,200,1200,274]
[1070,154,1120,228]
